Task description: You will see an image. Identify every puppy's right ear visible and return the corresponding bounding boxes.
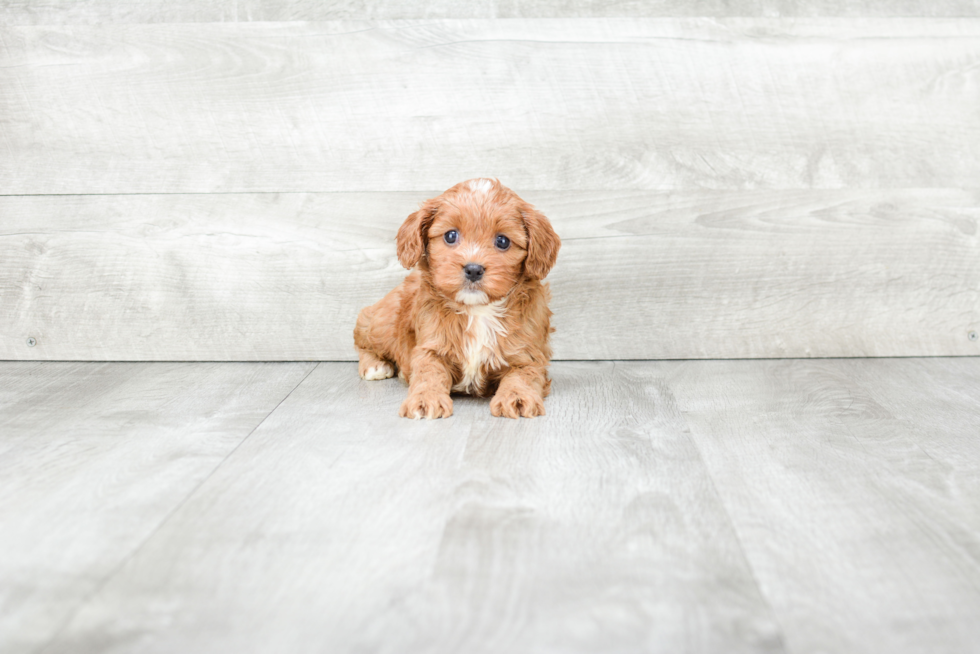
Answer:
[396,199,439,269]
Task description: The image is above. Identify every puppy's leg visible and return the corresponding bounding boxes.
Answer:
[354,306,396,380]
[354,285,408,381]
[490,365,548,419]
[358,349,395,381]
[399,348,453,419]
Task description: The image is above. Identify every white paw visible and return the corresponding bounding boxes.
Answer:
[362,363,394,381]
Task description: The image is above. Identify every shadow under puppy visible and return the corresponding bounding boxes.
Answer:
[354,178,561,419]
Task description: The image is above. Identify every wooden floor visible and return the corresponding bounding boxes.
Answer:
[2,359,979,654]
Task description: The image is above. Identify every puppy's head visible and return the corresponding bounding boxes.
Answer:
[397,179,560,306]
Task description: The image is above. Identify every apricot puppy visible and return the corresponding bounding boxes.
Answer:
[354,178,560,419]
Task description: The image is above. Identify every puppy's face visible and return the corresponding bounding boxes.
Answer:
[397,179,560,306]
[427,183,529,306]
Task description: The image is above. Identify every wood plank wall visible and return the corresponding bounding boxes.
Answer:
[2,3,979,360]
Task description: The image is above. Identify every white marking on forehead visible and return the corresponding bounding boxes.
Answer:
[458,243,484,260]
[467,178,494,194]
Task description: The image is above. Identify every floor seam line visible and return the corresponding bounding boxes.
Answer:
[687,437,793,652]
[664,370,794,654]
[33,361,320,654]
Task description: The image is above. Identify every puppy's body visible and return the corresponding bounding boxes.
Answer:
[356,270,554,397]
[354,179,560,419]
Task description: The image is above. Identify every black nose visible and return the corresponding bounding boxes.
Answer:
[463,263,485,282]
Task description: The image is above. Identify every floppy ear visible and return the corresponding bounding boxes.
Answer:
[521,205,561,280]
[396,199,439,269]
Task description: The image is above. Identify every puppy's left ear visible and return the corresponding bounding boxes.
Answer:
[396,198,439,269]
[521,205,561,280]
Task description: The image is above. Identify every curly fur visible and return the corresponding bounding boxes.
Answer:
[354,178,561,419]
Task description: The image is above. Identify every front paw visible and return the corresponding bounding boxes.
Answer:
[491,386,545,419]
[399,390,453,420]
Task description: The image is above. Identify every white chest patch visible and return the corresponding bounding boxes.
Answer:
[452,300,507,394]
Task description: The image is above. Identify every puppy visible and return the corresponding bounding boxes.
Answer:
[354,178,560,419]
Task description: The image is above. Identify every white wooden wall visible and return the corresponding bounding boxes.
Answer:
[1,3,979,360]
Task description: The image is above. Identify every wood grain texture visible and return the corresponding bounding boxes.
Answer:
[3,19,980,193]
[665,357,980,654]
[2,189,977,361]
[8,359,980,653]
[37,361,784,654]
[4,0,980,24]
[0,361,315,654]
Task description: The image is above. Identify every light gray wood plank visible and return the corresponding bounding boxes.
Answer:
[3,19,980,193]
[2,189,977,361]
[5,0,980,25]
[0,361,315,654]
[840,357,980,462]
[39,362,784,654]
[665,357,980,654]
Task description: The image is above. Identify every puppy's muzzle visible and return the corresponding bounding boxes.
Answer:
[463,263,485,283]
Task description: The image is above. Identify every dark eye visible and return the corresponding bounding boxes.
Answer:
[495,234,511,250]
[444,230,458,245]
